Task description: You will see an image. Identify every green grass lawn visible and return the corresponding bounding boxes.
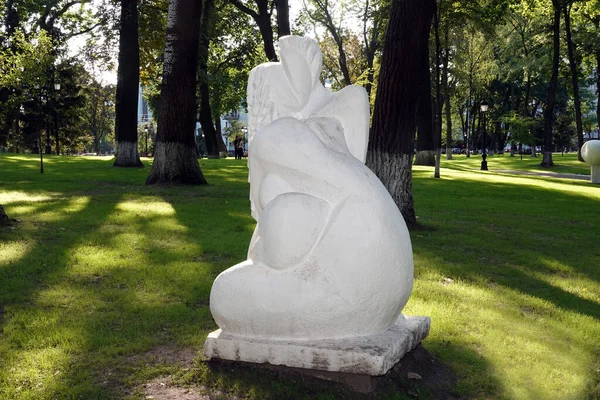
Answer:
[0,153,599,399]
[443,151,591,175]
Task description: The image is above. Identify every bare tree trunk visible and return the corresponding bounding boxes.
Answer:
[564,4,584,161]
[0,204,14,226]
[541,2,561,168]
[433,1,442,178]
[146,0,207,185]
[229,0,277,61]
[414,45,435,167]
[197,0,221,159]
[114,0,143,167]
[597,44,600,138]
[276,0,290,37]
[366,0,434,227]
[443,24,452,160]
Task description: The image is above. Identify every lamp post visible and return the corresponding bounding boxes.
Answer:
[480,100,489,171]
[144,125,149,154]
[52,81,61,155]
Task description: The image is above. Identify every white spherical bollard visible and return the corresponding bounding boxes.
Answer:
[582,140,600,184]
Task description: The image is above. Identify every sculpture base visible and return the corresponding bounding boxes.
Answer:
[203,315,430,377]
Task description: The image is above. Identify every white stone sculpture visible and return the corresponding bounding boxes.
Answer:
[204,36,429,376]
[582,140,600,184]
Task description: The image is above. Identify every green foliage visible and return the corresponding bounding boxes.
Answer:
[225,120,247,143]
[502,112,536,145]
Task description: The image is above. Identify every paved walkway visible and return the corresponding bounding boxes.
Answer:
[493,169,590,181]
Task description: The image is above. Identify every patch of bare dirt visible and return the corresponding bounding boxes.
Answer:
[385,344,460,399]
[129,345,198,368]
[142,376,207,400]
[142,376,242,400]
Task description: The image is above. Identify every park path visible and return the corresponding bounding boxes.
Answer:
[493,169,590,181]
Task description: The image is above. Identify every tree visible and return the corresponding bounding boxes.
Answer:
[85,81,115,154]
[366,0,434,226]
[563,1,584,161]
[198,0,223,158]
[227,0,278,61]
[146,0,208,184]
[114,0,143,167]
[277,0,291,37]
[541,0,563,167]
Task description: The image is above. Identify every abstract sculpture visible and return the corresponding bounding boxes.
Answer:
[582,140,600,184]
[204,36,429,377]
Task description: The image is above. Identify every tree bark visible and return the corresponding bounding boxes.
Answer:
[443,24,452,160]
[146,0,207,185]
[433,0,442,178]
[362,0,379,100]
[276,0,290,37]
[414,46,435,167]
[197,0,221,158]
[366,0,434,227]
[541,2,561,168]
[114,0,142,167]
[564,4,584,161]
[228,0,277,61]
[0,204,14,226]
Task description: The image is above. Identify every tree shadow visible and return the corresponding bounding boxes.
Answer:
[408,173,600,398]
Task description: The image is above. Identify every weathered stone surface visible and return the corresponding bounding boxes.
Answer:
[208,35,415,342]
[203,315,430,377]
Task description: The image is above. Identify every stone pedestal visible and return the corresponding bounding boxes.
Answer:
[204,315,430,377]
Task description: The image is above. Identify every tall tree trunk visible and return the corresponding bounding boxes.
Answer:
[466,75,472,157]
[276,0,290,37]
[114,0,142,167]
[563,5,584,160]
[433,1,442,178]
[414,43,435,167]
[414,94,435,166]
[366,0,434,227]
[226,0,277,61]
[443,25,452,160]
[197,0,221,158]
[146,0,207,185]
[362,0,379,100]
[215,117,227,155]
[596,47,600,138]
[541,2,561,168]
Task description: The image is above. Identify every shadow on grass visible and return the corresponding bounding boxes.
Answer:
[0,156,259,398]
[412,176,599,318]
[179,341,487,400]
[409,172,600,398]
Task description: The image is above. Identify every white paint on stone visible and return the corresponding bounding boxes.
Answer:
[582,140,600,184]
[205,36,427,375]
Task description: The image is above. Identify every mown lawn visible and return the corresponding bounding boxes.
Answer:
[0,153,599,400]
[444,151,590,175]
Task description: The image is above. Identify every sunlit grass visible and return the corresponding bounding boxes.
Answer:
[442,152,590,175]
[1,153,599,399]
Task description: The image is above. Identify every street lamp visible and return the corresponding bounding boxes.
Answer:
[480,100,489,171]
[144,125,149,154]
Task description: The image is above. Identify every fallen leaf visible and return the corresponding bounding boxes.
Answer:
[408,372,422,380]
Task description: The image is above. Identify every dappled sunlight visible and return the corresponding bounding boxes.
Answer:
[529,258,599,304]
[407,261,599,399]
[0,191,58,204]
[0,241,31,267]
[116,199,177,216]
[453,169,599,200]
